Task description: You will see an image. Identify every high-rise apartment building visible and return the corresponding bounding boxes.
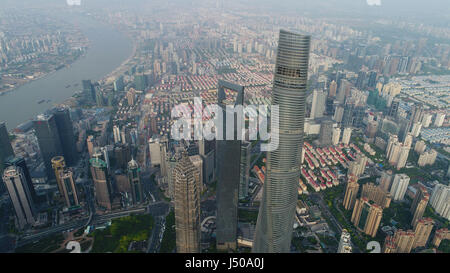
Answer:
[310,90,326,119]
[348,153,368,177]
[343,174,360,210]
[341,127,352,145]
[173,151,200,253]
[413,218,434,249]
[390,174,410,201]
[430,184,450,220]
[410,186,430,228]
[319,119,334,147]
[361,182,391,209]
[351,197,383,237]
[253,30,311,253]
[379,170,393,192]
[332,127,341,145]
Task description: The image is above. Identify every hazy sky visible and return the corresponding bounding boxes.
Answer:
[1,0,449,25]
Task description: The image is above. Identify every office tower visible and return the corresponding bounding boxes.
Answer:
[216,80,244,251]
[173,151,200,253]
[351,198,383,237]
[310,90,326,119]
[332,127,341,145]
[253,30,311,253]
[51,156,66,198]
[3,166,36,229]
[379,170,393,192]
[414,140,427,154]
[341,127,352,145]
[343,174,360,210]
[90,157,112,210]
[361,183,391,209]
[418,149,438,167]
[113,76,124,92]
[127,159,143,204]
[329,80,337,97]
[396,145,410,170]
[53,108,77,165]
[348,153,368,177]
[113,125,121,144]
[239,141,251,200]
[87,135,95,157]
[58,169,79,207]
[367,71,377,88]
[430,184,450,220]
[33,114,64,179]
[0,122,14,193]
[356,71,366,90]
[189,155,203,202]
[337,229,352,253]
[5,157,38,205]
[319,120,334,147]
[114,143,131,169]
[413,218,434,248]
[388,98,400,118]
[82,79,95,102]
[134,74,147,91]
[199,139,215,185]
[434,113,445,127]
[390,174,410,201]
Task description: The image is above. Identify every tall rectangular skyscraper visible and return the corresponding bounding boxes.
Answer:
[0,122,15,193]
[253,30,311,253]
[33,115,64,179]
[53,108,78,165]
[215,80,244,251]
[3,166,36,229]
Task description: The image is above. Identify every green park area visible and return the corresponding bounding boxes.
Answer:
[90,214,153,253]
[159,210,176,253]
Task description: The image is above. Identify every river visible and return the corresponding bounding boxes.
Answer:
[0,14,134,129]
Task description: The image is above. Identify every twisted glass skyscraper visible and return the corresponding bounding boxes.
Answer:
[253,30,311,253]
